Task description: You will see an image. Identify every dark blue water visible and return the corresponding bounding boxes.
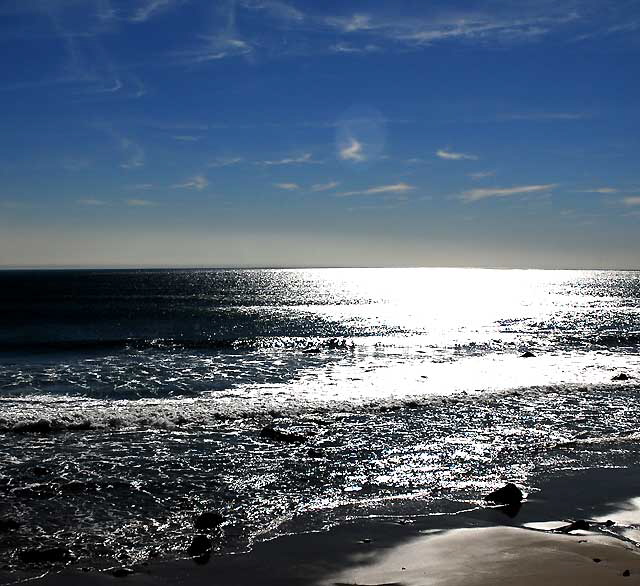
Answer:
[1,268,639,575]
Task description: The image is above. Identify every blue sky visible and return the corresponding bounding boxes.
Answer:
[1,0,639,268]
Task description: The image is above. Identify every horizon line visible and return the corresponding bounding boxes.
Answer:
[1,264,638,272]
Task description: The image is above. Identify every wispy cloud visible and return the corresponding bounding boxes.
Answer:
[77,198,107,206]
[436,148,478,161]
[499,112,589,121]
[339,138,365,162]
[337,182,415,197]
[208,157,244,167]
[274,182,300,190]
[329,42,380,54]
[324,9,581,47]
[129,0,179,23]
[622,196,640,206]
[259,153,317,165]
[311,181,340,192]
[171,174,209,190]
[16,3,149,98]
[127,183,154,190]
[172,135,202,142]
[577,187,620,194]
[326,14,376,33]
[240,1,305,23]
[125,198,154,206]
[469,171,495,179]
[120,137,145,169]
[462,184,557,202]
[172,37,252,64]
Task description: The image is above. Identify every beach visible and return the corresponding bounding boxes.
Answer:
[9,467,639,586]
[1,268,639,583]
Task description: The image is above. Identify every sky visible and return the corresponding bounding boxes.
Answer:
[1,0,639,269]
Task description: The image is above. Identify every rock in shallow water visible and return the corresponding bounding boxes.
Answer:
[612,373,630,381]
[0,518,20,532]
[17,547,72,564]
[111,567,135,577]
[187,535,212,557]
[259,426,305,443]
[484,483,523,505]
[194,511,224,530]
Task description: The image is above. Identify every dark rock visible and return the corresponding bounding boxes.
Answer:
[521,351,536,358]
[260,426,305,443]
[111,567,135,578]
[497,502,522,518]
[623,570,631,577]
[307,448,324,458]
[405,401,419,409]
[32,466,49,477]
[593,558,602,563]
[187,535,211,558]
[557,519,590,533]
[194,511,224,530]
[302,348,321,354]
[604,519,615,527]
[612,373,630,381]
[484,483,523,505]
[0,518,20,532]
[17,547,71,564]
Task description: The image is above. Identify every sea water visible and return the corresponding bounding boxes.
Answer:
[1,268,639,570]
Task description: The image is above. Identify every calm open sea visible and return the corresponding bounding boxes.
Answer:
[1,268,639,571]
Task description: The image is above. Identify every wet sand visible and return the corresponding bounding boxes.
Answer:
[6,467,640,586]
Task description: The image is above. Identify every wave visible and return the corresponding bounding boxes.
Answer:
[593,333,640,348]
[0,336,355,354]
[2,381,639,435]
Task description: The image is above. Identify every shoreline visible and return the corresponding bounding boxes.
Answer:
[5,466,640,586]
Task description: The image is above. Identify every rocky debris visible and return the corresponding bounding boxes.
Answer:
[194,511,224,530]
[260,426,305,443]
[187,535,211,558]
[0,518,20,532]
[111,567,135,577]
[623,570,631,577]
[612,373,630,381]
[484,483,524,505]
[520,351,536,358]
[17,546,72,564]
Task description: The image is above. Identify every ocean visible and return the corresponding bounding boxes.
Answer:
[1,267,639,572]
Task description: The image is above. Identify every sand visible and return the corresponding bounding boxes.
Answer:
[6,467,640,586]
[325,526,640,585]
[21,519,640,586]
